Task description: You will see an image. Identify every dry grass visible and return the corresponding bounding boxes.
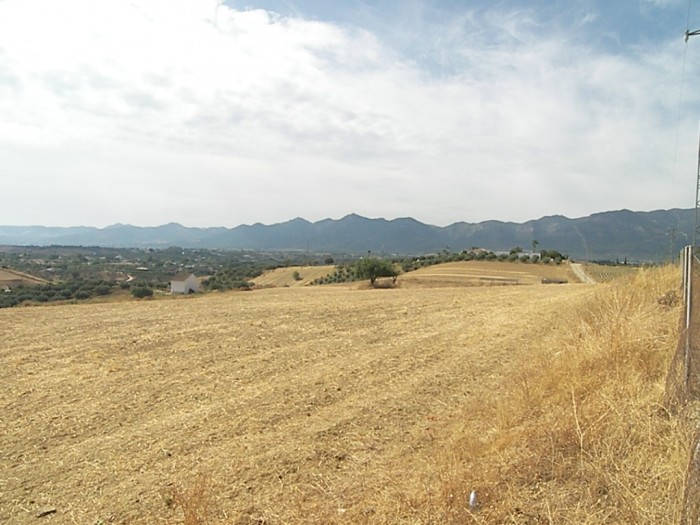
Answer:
[428,265,689,524]
[0,266,688,524]
[252,265,335,287]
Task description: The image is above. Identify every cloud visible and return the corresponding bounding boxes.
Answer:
[0,0,697,227]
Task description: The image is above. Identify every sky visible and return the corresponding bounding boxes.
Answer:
[2,0,700,228]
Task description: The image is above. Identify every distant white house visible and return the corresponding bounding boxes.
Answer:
[170,273,199,294]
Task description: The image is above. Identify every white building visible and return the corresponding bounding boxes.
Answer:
[170,273,199,294]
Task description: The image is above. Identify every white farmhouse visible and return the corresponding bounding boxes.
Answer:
[170,273,199,294]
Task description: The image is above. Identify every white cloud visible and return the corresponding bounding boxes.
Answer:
[0,0,697,227]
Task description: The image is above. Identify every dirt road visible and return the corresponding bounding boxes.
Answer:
[570,262,597,284]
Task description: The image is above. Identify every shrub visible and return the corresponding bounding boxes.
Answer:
[131,287,153,298]
[95,285,111,296]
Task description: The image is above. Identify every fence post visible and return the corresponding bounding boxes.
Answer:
[681,431,700,525]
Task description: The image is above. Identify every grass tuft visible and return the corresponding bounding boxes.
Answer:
[164,474,216,525]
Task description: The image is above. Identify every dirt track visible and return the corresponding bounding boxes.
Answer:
[0,284,593,524]
[570,263,596,284]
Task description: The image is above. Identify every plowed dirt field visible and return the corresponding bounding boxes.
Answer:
[1,283,594,524]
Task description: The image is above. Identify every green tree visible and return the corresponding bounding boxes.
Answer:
[354,257,398,286]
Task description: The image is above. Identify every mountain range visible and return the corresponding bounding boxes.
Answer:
[0,208,695,262]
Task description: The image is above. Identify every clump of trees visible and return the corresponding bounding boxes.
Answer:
[311,258,399,287]
[399,247,568,273]
[312,265,356,285]
[201,263,263,291]
[0,279,119,308]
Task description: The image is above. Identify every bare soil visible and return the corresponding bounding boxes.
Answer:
[399,260,575,287]
[1,283,594,524]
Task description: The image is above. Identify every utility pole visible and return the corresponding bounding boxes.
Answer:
[686,28,700,247]
[695,131,700,247]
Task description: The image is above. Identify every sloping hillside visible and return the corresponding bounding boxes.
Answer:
[252,265,335,287]
[399,260,576,287]
[0,268,47,288]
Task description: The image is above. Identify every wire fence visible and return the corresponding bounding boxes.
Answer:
[663,245,700,524]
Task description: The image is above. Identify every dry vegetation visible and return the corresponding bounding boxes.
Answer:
[253,261,576,290]
[581,263,640,283]
[400,261,575,287]
[0,268,47,287]
[0,265,688,524]
[251,265,335,287]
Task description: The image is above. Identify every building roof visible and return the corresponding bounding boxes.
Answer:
[171,273,195,282]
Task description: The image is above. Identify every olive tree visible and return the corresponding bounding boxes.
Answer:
[354,257,399,286]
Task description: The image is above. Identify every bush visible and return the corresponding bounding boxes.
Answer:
[95,285,111,296]
[131,287,153,298]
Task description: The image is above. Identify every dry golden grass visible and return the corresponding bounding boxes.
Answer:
[0,266,687,524]
[430,265,689,524]
[252,265,335,287]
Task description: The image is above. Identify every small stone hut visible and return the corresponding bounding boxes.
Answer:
[170,273,199,294]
